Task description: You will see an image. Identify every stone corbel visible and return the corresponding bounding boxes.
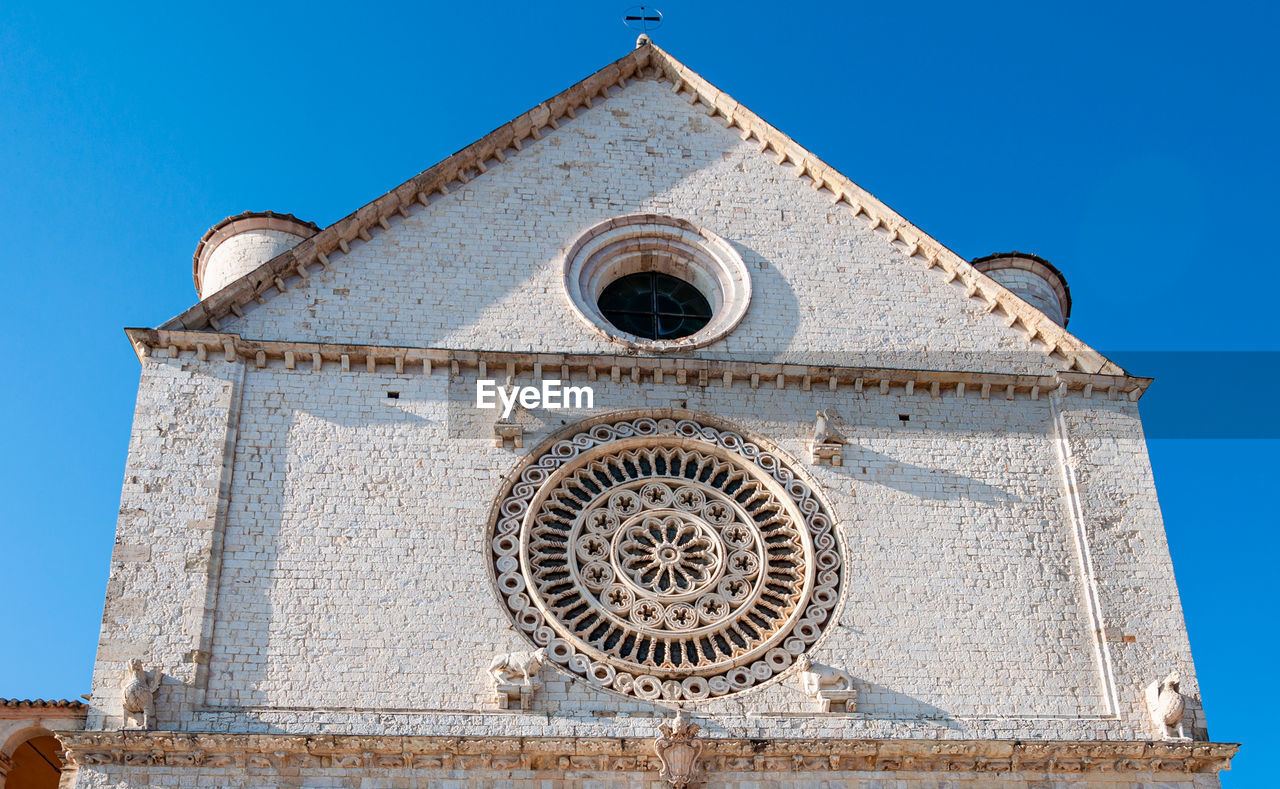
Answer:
[809,441,843,467]
[487,647,546,711]
[795,655,856,713]
[494,421,523,449]
[808,409,845,466]
[492,678,540,711]
[812,685,857,713]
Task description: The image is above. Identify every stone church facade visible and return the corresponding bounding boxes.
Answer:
[43,41,1234,787]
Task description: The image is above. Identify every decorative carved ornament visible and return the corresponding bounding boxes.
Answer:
[795,654,856,713]
[56,732,1238,775]
[809,409,845,466]
[489,415,842,701]
[654,711,703,787]
[1146,670,1190,741]
[487,647,547,710]
[120,659,162,731]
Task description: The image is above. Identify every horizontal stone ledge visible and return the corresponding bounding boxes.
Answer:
[124,328,1152,401]
[56,730,1236,775]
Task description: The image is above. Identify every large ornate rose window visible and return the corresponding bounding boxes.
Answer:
[488,415,842,701]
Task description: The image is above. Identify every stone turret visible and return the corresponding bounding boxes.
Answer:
[971,252,1072,327]
[193,211,319,299]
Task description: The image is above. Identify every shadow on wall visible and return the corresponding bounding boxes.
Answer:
[714,238,801,362]
[838,443,1027,506]
[854,681,959,728]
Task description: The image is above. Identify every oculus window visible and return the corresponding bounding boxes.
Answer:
[562,214,752,351]
[597,272,713,340]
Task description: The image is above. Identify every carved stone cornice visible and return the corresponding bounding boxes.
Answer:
[55,731,1237,775]
[123,329,1153,402]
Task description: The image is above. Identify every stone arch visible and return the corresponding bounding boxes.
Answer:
[0,726,64,789]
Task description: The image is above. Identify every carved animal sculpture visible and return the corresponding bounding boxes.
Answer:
[488,647,548,686]
[813,410,843,444]
[120,659,162,730]
[1155,670,1187,739]
[795,654,851,697]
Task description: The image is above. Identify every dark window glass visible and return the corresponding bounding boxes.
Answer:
[598,272,712,340]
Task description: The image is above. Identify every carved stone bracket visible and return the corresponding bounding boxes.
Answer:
[814,688,857,713]
[809,410,845,466]
[487,647,546,711]
[795,655,856,712]
[809,440,844,466]
[492,680,539,711]
[494,421,523,449]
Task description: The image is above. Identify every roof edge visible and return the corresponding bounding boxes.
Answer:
[158,43,1124,377]
[0,698,87,710]
[160,46,654,333]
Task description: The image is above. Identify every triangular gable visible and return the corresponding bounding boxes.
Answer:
[159,43,1122,376]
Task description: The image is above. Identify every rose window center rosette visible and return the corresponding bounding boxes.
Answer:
[489,416,842,701]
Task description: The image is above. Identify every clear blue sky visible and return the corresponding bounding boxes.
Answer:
[0,0,1273,782]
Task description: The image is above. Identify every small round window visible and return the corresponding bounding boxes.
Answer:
[562,215,752,352]
[597,272,712,340]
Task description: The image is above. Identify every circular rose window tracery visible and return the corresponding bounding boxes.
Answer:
[489,415,842,701]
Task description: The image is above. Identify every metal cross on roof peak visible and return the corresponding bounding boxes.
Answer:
[623,5,663,42]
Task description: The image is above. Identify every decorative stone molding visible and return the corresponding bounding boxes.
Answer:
[794,655,856,713]
[157,44,1121,377]
[123,329,1155,402]
[55,731,1238,775]
[488,414,842,701]
[654,710,703,787]
[120,659,162,731]
[1146,670,1190,741]
[487,648,547,711]
[561,214,752,352]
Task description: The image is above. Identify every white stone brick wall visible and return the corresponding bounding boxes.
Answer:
[77,69,1217,788]
[87,354,1202,745]
[87,358,244,730]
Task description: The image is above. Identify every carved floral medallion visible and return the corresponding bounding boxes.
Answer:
[489,415,842,701]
